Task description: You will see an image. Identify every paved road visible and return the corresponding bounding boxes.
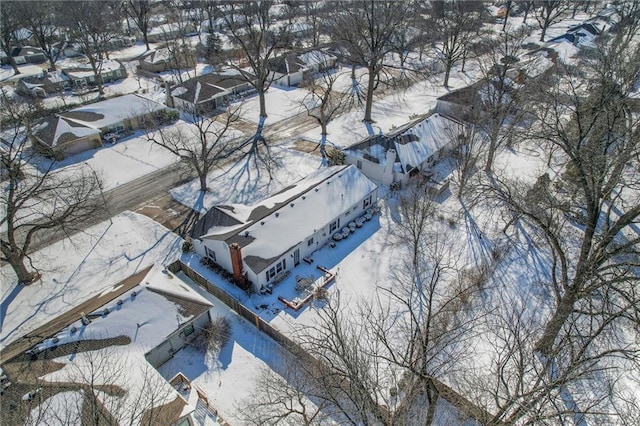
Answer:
[19,161,194,253]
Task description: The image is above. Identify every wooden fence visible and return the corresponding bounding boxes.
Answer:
[168,260,498,425]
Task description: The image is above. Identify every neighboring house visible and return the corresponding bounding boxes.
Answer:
[191,165,378,293]
[267,49,338,86]
[147,22,197,43]
[31,115,102,158]
[344,113,463,186]
[63,60,127,91]
[16,70,71,97]
[268,53,306,86]
[138,47,196,73]
[0,46,46,66]
[0,264,215,426]
[60,93,170,134]
[31,94,170,158]
[168,71,257,113]
[12,27,37,46]
[434,81,484,122]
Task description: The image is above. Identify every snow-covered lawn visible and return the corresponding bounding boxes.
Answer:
[0,211,183,347]
[234,84,310,125]
[301,64,481,149]
[31,130,180,191]
[170,144,322,213]
[157,288,290,423]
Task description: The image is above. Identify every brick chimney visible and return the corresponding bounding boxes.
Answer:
[229,243,244,286]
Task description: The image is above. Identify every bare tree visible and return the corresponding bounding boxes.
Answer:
[294,295,400,425]
[145,106,241,192]
[428,0,489,88]
[161,0,198,84]
[516,33,639,357]
[449,124,480,200]
[474,27,531,173]
[0,1,22,76]
[533,0,571,42]
[62,1,123,96]
[0,90,105,284]
[122,0,154,51]
[238,353,330,426]
[380,183,482,424]
[299,70,351,164]
[14,1,64,72]
[221,1,290,147]
[327,1,409,124]
[474,31,640,423]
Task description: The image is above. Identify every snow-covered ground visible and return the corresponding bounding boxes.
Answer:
[170,143,322,213]
[35,130,181,191]
[233,84,310,125]
[302,64,480,149]
[2,8,630,424]
[0,211,183,346]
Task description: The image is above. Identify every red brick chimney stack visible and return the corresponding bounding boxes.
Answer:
[229,243,244,285]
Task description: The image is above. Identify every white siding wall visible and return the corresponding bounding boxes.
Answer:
[252,188,378,291]
[345,153,386,183]
[194,238,233,273]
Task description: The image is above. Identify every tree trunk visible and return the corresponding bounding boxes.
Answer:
[363,68,376,123]
[144,34,150,51]
[320,127,328,165]
[485,141,497,173]
[424,382,439,426]
[535,290,577,356]
[502,1,511,32]
[2,246,38,284]
[9,57,21,76]
[198,171,208,192]
[258,87,267,121]
[540,24,548,42]
[443,64,451,88]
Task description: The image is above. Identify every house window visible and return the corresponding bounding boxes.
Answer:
[266,259,287,282]
[363,195,372,210]
[308,237,314,247]
[182,323,194,336]
[356,159,362,169]
[205,247,216,262]
[330,219,340,233]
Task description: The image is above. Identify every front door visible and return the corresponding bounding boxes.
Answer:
[293,248,300,266]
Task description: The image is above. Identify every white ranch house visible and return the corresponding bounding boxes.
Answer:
[344,113,463,186]
[191,165,378,293]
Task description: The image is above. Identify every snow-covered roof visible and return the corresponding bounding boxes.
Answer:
[5,264,212,425]
[143,47,172,64]
[170,72,255,105]
[30,264,211,355]
[200,165,377,273]
[18,70,69,89]
[393,113,461,172]
[148,22,191,35]
[61,94,168,129]
[297,50,337,68]
[32,115,101,148]
[346,113,462,173]
[63,60,124,79]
